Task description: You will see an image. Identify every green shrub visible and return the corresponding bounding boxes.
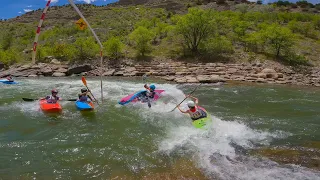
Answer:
[129,26,154,57]
[0,48,21,66]
[260,23,295,57]
[103,37,124,60]
[72,37,99,62]
[175,8,215,54]
[204,36,234,55]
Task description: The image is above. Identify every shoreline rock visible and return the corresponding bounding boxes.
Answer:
[0,61,320,87]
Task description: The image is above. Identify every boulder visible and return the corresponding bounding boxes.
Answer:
[211,72,226,75]
[87,69,101,76]
[176,71,188,75]
[124,67,136,72]
[52,72,66,77]
[162,76,175,81]
[20,64,32,69]
[174,77,187,83]
[227,68,238,74]
[124,71,138,77]
[12,69,38,77]
[257,73,267,78]
[41,67,53,76]
[50,59,61,65]
[197,75,225,83]
[67,64,92,75]
[277,73,284,78]
[55,68,68,73]
[261,68,278,79]
[114,71,124,76]
[261,68,277,74]
[211,75,226,82]
[103,69,116,76]
[186,77,199,83]
[256,78,266,83]
[275,80,287,84]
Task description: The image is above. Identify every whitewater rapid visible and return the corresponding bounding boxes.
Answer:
[1,78,320,180]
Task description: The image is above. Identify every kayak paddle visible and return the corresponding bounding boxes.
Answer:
[81,76,99,104]
[22,98,77,102]
[169,83,202,112]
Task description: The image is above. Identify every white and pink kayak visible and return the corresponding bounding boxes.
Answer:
[118,90,165,105]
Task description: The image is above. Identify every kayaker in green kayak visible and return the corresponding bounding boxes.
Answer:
[41,89,62,103]
[138,84,156,108]
[177,95,207,121]
[78,88,94,102]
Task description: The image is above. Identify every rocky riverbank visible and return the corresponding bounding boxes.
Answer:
[1,60,320,86]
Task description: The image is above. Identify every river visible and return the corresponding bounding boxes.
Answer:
[0,78,319,179]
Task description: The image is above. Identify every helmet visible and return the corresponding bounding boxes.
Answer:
[149,84,156,90]
[81,88,88,93]
[187,101,195,108]
[51,89,58,94]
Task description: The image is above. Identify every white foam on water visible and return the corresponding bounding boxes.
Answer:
[159,115,320,180]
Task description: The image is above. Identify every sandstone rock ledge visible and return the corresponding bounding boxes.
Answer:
[1,62,320,87]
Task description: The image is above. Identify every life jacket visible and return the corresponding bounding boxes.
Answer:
[79,95,89,102]
[46,95,60,103]
[188,107,207,121]
[147,90,155,99]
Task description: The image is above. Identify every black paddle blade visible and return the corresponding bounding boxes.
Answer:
[22,98,36,101]
[67,99,77,101]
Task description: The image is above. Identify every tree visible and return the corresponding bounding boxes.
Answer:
[103,37,124,60]
[73,37,99,61]
[129,26,154,57]
[257,0,262,5]
[1,32,13,50]
[175,8,214,55]
[233,21,251,41]
[260,24,295,57]
[244,32,264,53]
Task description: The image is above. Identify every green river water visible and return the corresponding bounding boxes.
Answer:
[0,78,319,179]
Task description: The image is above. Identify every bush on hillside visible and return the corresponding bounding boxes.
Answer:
[72,37,99,62]
[103,37,124,60]
[0,49,21,66]
[260,23,295,57]
[204,36,234,55]
[129,26,154,57]
[175,8,215,55]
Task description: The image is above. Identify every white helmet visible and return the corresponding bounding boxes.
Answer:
[187,101,195,108]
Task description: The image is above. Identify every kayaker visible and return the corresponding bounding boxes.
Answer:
[177,95,207,121]
[6,76,14,82]
[42,89,62,103]
[138,84,156,108]
[78,88,93,102]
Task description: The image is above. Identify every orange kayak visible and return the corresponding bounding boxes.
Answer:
[39,99,62,113]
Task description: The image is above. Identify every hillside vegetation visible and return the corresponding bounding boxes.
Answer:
[0,1,319,68]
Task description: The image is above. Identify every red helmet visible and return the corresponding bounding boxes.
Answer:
[51,89,58,93]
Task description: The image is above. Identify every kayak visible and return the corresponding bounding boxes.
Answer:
[75,101,94,111]
[39,99,62,113]
[191,106,212,129]
[0,79,18,84]
[119,90,165,105]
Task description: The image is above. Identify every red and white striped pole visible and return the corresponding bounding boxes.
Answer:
[32,0,51,64]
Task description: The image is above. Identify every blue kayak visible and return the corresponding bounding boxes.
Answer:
[0,79,18,84]
[75,101,94,111]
